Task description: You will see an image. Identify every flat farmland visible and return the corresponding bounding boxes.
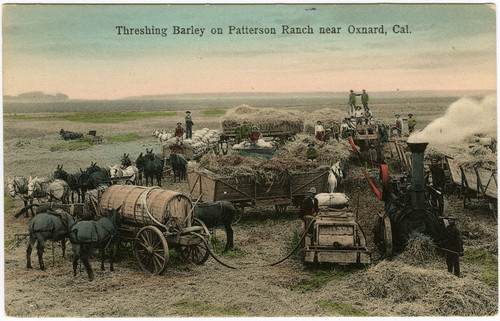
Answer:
[3,93,497,317]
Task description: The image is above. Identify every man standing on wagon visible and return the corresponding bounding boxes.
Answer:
[174,122,184,144]
[185,111,194,139]
[348,90,357,117]
[361,89,369,109]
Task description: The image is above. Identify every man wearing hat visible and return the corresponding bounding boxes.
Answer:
[306,143,318,161]
[185,111,194,139]
[408,113,416,133]
[354,106,364,125]
[174,122,184,142]
[361,89,369,109]
[298,187,319,221]
[348,90,358,117]
[395,114,403,137]
[314,120,324,141]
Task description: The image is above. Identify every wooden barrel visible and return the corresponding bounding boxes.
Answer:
[99,185,193,229]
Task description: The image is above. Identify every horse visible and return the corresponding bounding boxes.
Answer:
[135,153,146,185]
[69,206,121,281]
[109,164,139,185]
[327,161,344,193]
[28,176,71,204]
[120,153,132,168]
[143,149,163,186]
[7,176,33,216]
[26,204,76,270]
[53,165,82,203]
[169,152,188,182]
[194,201,237,253]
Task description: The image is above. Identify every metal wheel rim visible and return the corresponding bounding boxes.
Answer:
[134,225,169,275]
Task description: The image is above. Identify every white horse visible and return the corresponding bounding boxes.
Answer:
[27,176,70,204]
[7,176,32,214]
[109,164,139,185]
[327,162,343,193]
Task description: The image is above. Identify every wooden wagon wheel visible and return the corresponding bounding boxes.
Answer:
[178,218,210,265]
[133,226,169,275]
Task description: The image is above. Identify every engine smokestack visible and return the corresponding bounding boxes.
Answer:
[407,142,428,212]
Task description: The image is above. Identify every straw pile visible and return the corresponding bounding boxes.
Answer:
[396,236,439,266]
[192,153,330,182]
[359,260,497,316]
[222,105,303,134]
[279,133,353,164]
[302,108,346,134]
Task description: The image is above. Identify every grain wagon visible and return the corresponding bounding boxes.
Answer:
[446,156,497,213]
[99,185,211,275]
[303,208,371,265]
[187,168,329,213]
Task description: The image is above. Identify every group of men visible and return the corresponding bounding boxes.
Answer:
[235,123,261,143]
[174,111,195,142]
[348,89,373,125]
[394,113,417,136]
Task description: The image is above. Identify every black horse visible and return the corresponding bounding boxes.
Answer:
[26,204,76,270]
[170,152,188,182]
[135,153,146,185]
[143,149,163,186]
[53,165,82,203]
[78,163,111,200]
[121,153,132,168]
[69,206,121,281]
[194,201,237,252]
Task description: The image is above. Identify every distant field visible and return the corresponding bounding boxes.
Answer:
[4,111,176,123]
[3,91,487,114]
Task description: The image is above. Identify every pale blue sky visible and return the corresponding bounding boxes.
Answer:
[2,4,496,99]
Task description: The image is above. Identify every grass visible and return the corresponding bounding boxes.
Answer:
[4,192,15,211]
[170,299,244,317]
[50,139,94,151]
[317,300,370,316]
[5,237,19,247]
[202,109,226,116]
[210,236,245,258]
[291,265,362,292]
[107,133,142,143]
[5,111,176,123]
[463,249,498,287]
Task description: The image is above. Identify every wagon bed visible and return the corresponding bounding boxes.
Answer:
[187,168,329,211]
[446,156,497,199]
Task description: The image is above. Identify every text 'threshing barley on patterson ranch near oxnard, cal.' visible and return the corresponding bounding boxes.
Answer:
[114,24,411,37]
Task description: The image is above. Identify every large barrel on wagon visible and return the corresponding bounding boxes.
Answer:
[99,185,194,230]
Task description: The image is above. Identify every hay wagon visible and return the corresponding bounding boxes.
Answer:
[187,168,329,213]
[303,207,371,265]
[220,119,303,153]
[99,185,211,275]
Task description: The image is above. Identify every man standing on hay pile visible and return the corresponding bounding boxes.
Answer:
[315,120,325,141]
[442,220,464,277]
[185,111,194,139]
[306,143,318,161]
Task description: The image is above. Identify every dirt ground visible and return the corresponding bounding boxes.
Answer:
[3,101,498,317]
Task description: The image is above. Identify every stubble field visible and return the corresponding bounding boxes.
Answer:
[3,95,498,317]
